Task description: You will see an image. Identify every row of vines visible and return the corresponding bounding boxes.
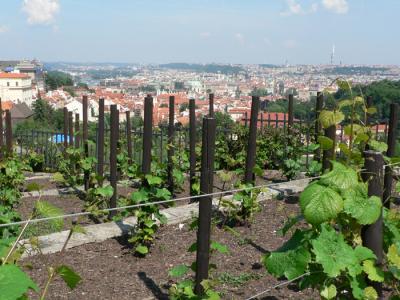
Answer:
[0,80,399,299]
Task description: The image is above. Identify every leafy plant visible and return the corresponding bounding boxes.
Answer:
[264,86,400,299]
[128,174,169,256]
[220,182,261,226]
[168,241,228,299]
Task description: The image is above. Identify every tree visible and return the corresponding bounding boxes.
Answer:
[32,99,53,123]
[45,71,74,90]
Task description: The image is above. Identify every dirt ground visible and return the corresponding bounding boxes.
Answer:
[23,200,321,300]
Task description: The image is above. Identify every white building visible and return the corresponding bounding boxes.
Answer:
[0,72,33,106]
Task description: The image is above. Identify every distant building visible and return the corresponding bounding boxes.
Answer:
[0,73,33,106]
[0,60,44,88]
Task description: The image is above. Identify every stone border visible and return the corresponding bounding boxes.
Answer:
[20,178,310,257]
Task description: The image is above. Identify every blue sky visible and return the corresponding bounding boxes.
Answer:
[0,0,398,64]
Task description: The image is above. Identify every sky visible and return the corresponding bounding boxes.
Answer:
[0,0,398,65]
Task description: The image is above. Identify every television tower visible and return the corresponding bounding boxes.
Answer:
[330,44,335,65]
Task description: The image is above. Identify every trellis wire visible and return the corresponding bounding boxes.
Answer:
[0,176,321,229]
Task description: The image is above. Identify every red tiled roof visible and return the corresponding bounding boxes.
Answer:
[0,73,30,79]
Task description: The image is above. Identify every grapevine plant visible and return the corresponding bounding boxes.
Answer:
[0,158,82,299]
[263,82,400,299]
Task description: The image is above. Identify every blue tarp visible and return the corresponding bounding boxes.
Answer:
[51,134,73,143]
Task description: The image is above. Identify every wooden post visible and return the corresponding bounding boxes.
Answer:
[109,105,118,218]
[315,92,324,162]
[82,95,89,191]
[126,110,132,163]
[74,113,80,148]
[63,107,68,151]
[97,98,105,181]
[209,93,214,117]
[194,117,216,295]
[68,111,73,147]
[5,110,12,155]
[322,125,336,172]
[167,96,175,193]
[244,96,260,183]
[142,95,153,174]
[288,94,294,133]
[189,98,196,196]
[362,151,384,298]
[383,103,399,208]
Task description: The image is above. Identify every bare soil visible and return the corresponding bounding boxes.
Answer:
[22,199,323,300]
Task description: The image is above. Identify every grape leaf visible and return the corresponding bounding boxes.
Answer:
[320,284,337,299]
[363,286,378,300]
[35,201,64,231]
[169,264,189,277]
[145,175,162,186]
[388,243,400,268]
[362,260,384,282]
[318,136,334,150]
[56,265,81,289]
[311,225,356,277]
[264,246,310,280]
[343,183,382,225]
[135,245,148,255]
[319,161,358,190]
[300,183,343,225]
[0,264,38,300]
[210,241,229,254]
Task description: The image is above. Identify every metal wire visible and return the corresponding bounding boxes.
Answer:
[0,176,319,229]
[3,161,397,229]
[244,272,311,300]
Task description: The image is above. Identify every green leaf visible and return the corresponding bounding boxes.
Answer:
[363,287,378,300]
[311,225,356,277]
[145,174,162,186]
[388,244,400,268]
[362,260,384,282]
[188,242,197,253]
[343,183,382,225]
[210,241,229,254]
[318,136,334,150]
[155,188,171,200]
[264,246,311,280]
[95,185,114,198]
[0,264,38,300]
[169,264,189,277]
[366,107,377,115]
[368,140,388,153]
[35,201,64,231]
[320,284,337,300]
[135,245,148,255]
[320,161,358,190]
[319,110,344,129]
[300,183,343,225]
[131,190,149,204]
[56,265,81,289]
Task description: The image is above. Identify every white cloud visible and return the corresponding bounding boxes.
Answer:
[22,0,60,25]
[322,0,349,14]
[281,0,319,16]
[0,26,8,33]
[280,0,304,16]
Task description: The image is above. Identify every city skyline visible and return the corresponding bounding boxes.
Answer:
[0,0,398,65]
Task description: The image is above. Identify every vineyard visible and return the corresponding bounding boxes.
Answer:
[0,80,399,300]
